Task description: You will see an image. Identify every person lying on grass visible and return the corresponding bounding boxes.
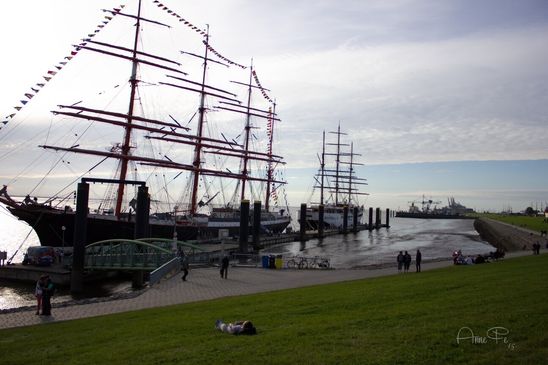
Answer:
[215,319,257,335]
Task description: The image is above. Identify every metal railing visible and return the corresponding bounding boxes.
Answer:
[149,257,181,286]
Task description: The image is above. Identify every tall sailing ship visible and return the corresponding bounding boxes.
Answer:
[0,0,290,246]
[305,124,368,229]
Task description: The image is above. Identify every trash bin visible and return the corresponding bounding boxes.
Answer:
[261,255,269,268]
[275,255,283,269]
[268,255,275,269]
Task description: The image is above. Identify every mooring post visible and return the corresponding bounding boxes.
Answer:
[134,185,150,238]
[318,204,324,238]
[343,206,349,234]
[299,203,307,241]
[375,207,381,229]
[252,200,261,249]
[239,200,250,254]
[71,182,89,294]
[386,208,390,228]
[133,185,149,289]
[353,206,359,233]
[368,207,373,231]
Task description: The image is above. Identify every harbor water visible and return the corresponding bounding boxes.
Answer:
[1,205,493,310]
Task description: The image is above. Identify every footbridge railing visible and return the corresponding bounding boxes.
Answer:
[84,238,210,272]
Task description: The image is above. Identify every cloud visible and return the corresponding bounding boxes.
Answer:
[259,25,548,167]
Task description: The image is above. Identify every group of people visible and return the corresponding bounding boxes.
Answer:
[397,250,422,273]
[34,274,55,316]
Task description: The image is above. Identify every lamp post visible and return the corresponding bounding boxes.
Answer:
[61,225,66,249]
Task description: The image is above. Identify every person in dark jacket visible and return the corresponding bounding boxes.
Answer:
[403,251,411,273]
[415,249,422,273]
[181,254,190,281]
[397,251,404,273]
[220,256,229,279]
[41,275,54,316]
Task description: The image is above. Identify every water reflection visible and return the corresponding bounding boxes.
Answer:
[262,218,493,268]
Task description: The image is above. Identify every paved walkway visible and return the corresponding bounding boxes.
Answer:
[0,250,537,330]
[0,260,453,330]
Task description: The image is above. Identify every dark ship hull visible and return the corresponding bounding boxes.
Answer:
[395,212,474,219]
[6,204,290,247]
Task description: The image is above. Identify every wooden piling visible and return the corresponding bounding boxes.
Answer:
[71,182,89,294]
[239,200,250,254]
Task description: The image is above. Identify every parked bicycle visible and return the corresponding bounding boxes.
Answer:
[308,256,330,269]
[285,256,309,269]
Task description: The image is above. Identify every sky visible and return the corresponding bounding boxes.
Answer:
[0,0,547,213]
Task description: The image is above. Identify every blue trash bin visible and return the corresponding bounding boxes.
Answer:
[261,255,269,268]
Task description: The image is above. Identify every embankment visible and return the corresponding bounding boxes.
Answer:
[474,217,544,252]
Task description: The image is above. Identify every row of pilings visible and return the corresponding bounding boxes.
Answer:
[239,200,390,254]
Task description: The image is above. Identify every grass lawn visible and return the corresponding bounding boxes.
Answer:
[475,213,548,233]
[1,255,547,365]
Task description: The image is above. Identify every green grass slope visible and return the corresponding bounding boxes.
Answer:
[1,255,547,365]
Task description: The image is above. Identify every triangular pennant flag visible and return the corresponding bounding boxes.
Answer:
[31,88,39,93]
[65,56,73,60]
[55,66,62,70]
[14,106,22,111]
[8,113,16,118]
[43,76,52,81]
[59,61,67,65]
[105,16,113,20]
[24,93,34,99]
[113,8,121,12]
[2,121,8,124]
[47,70,57,75]
[20,100,28,105]
[120,4,125,8]
[98,24,105,28]
[36,83,45,87]
[71,51,78,56]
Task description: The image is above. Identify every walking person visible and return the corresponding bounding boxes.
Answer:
[41,275,54,316]
[220,255,229,279]
[415,249,422,273]
[397,251,404,273]
[404,251,411,273]
[34,276,45,315]
[181,254,190,281]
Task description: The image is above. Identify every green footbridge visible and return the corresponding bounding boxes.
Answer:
[84,238,207,285]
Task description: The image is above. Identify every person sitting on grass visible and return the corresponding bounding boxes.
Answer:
[215,319,257,335]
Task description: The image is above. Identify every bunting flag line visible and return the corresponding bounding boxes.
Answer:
[203,41,247,69]
[2,4,126,128]
[252,70,273,103]
[152,0,207,36]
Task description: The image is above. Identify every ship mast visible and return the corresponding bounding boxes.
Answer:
[114,0,142,218]
[264,103,275,211]
[334,123,341,205]
[189,26,210,215]
[320,130,326,205]
[240,61,254,201]
[347,142,354,206]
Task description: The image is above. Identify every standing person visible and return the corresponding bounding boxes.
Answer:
[41,275,54,316]
[415,249,422,273]
[403,251,411,273]
[220,255,229,279]
[34,276,45,315]
[397,251,404,273]
[181,254,190,281]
